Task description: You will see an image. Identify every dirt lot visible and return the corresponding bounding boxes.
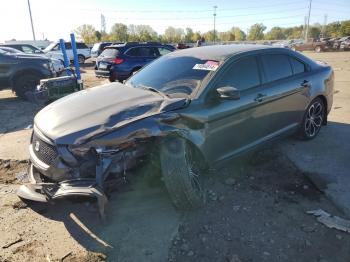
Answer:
[0,53,350,262]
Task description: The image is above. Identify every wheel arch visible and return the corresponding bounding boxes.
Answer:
[315,94,328,125]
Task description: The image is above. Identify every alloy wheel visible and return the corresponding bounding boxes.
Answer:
[304,101,324,138]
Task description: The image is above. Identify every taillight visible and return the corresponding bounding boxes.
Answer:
[114,58,124,64]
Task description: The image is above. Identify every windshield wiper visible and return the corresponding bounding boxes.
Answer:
[136,84,168,98]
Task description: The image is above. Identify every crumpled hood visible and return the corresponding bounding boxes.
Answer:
[35,82,187,144]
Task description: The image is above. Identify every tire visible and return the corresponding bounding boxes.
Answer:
[78,55,85,64]
[13,73,42,99]
[299,97,325,140]
[315,46,322,53]
[160,137,207,210]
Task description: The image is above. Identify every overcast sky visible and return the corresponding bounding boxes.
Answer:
[1,0,349,42]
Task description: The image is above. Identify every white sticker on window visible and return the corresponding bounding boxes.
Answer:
[193,63,219,71]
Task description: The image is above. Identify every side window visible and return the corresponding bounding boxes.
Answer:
[126,47,139,57]
[77,43,88,49]
[65,43,72,50]
[261,54,293,82]
[21,46,34,54]
[158,47,172,56]
[289,57,306,75]
[216,56,260,91]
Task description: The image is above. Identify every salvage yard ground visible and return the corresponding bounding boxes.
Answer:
[0,52,350,262]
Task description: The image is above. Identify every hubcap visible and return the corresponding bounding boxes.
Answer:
[305,101,323,137]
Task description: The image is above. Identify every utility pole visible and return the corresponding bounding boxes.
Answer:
[305,0,312,41]
[101,14,106,33]
[27,0,36,40]
[321,14,328,37]
[213,5,217,44]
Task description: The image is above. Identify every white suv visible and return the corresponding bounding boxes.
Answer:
[44,42,91,64]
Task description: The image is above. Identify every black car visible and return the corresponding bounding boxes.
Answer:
[95,42,175,82]
[18,45,333,213]
[0,49,54,98]
[0,43,44,54]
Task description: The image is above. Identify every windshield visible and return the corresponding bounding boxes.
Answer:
[0,49,7,54]
[126,55,217,98]
[92,43,100,52]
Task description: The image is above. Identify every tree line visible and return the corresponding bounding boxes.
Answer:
[75,20,350,44]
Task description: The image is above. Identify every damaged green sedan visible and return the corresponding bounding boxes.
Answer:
[17,45,334,213]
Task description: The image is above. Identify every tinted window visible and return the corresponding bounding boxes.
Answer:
[216,56,260,91]
[77,43,88,49]
[261,54,292,82]
[290,57,306,75]
[126,47,139,56]
[65,43,72,50]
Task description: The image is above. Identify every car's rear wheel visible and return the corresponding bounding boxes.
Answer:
[160,137,207,210]
[13,73,42,99]
[78,55,85,64]
[315,46,322,52]
[299,97,325,140]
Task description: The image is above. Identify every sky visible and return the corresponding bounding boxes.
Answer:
[0,0,349,42]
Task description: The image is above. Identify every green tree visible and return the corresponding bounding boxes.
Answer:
[191,31,202,42]
[309,26,321,39]
[219,31,235,41]
[110,23,128,42]
[247,23,266,41]
[94,31,102,41]
[232,27,246,41]
[340,20,350,36]
[325,22,341,37]
[185,28,194,42]
[75,24,97,44]
[265,27,285,40]
[163,26,184,43]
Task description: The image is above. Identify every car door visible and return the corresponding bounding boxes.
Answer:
[258,53,310,132]
[202,55,269,162]
[0,53,14,87]
[141,47,159,64]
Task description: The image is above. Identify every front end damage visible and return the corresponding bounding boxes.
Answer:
[17,109,191,217]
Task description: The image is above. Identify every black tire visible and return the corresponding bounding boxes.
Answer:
[108,75,116,82]
[299,97,325,140]
[160,137,207,210]
[315,46,322,53]
[78,55,85,64]
[13,73,42,99]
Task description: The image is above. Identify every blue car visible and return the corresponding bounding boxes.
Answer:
[95,42,175,82]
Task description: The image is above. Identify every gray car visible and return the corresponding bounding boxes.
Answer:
[18,45,334,214]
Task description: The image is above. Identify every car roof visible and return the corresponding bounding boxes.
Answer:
[167,44,276,61]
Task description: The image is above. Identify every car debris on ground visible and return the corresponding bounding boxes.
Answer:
[307,209,350,233]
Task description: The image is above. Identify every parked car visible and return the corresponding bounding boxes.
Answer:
[0,49,55,98]
[18,45,334,212]
[91,42,123,59]
[44,42,91,64]
[1,43,64,74]
[291,38,333,52]
[339,36,350,51]
[95,42,175,82]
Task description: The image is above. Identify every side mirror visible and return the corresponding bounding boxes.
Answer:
[216,86,240,100]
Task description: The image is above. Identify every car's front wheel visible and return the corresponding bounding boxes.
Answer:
[13,73,42,99]
[78,55,85,64]
[160,137,207,210]
[299,97,325,140]
[315,46,322,52]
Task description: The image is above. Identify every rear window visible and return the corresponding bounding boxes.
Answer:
[100,48,120,57]
[261,54,293,82]
[91,43,100,52]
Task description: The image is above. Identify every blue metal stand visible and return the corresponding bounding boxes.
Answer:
[70,33,81,82]
[59,39,71,76]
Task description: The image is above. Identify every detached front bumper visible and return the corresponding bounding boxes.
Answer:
[17,163,108,216]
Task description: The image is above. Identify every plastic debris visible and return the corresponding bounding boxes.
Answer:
[2,238,23,249]
[307,209,350,233]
